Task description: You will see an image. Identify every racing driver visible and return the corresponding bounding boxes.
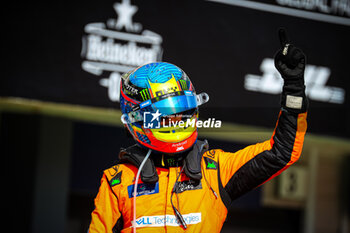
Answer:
[88,29,308,233]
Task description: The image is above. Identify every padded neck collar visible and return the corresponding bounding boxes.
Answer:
[118,140,209,183]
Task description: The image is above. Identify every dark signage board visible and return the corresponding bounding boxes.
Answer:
[3,0,350,138]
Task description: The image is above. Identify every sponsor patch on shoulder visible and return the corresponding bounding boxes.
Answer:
[128,182,159,198]
[204,157,218,170]
[206,150,216,159]
[109,171,122,186]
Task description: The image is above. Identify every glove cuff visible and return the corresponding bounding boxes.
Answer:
[281,82,308,114]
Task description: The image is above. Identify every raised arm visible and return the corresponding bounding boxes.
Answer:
[217,29,308,205]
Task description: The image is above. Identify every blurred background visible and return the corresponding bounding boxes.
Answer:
[2,0,350,232]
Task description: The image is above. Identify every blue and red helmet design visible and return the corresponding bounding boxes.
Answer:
[120,62,208,154]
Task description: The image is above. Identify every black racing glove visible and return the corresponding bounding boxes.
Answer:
[274,28,308,113]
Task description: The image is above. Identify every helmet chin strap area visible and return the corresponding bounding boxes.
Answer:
[133,149,152,233]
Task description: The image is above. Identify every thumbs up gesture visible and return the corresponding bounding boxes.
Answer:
[274,28,308,112]
[274,28,306,81]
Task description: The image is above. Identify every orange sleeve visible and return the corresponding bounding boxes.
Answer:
[218,140,272,187]
[217,111,307,203]
[89,174,123,233]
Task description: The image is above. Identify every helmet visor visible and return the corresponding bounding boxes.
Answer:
[121,91,209,124]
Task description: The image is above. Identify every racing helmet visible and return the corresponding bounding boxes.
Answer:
[120,62,209,154]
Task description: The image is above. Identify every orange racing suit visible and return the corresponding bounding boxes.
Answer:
[88,109,307,233]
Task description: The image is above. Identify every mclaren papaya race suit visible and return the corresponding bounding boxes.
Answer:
[89,31,308,232]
